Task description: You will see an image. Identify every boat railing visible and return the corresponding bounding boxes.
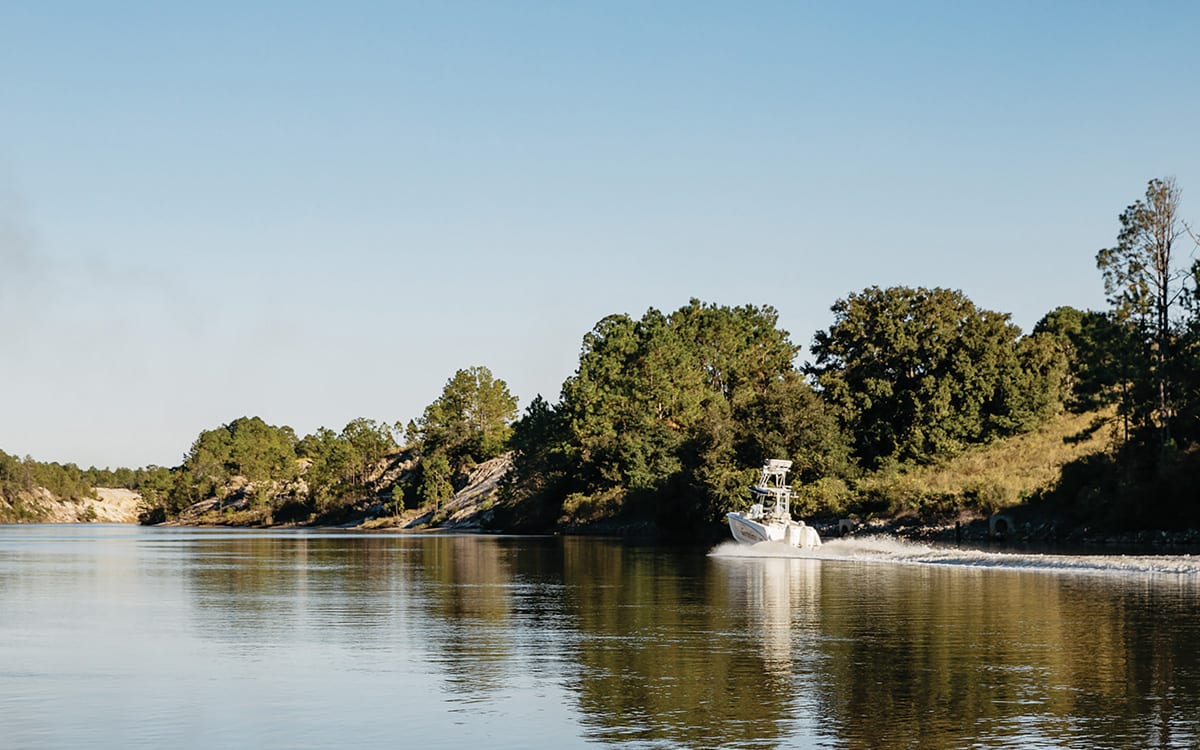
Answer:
[758,459,793,490]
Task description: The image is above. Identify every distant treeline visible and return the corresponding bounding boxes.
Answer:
[0,450,168,522]
[0,450,95,511]
[130,366,517,525]
[5,177,1199,531]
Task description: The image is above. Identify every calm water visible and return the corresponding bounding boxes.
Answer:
[1,526,1199,749]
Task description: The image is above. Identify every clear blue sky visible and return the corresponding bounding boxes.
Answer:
[2,1,1198,469]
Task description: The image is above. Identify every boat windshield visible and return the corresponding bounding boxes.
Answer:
[751,488,790,517]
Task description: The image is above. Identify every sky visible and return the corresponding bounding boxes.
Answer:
[2,1,1199,469]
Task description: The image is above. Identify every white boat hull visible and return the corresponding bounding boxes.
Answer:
[726,512,821,549]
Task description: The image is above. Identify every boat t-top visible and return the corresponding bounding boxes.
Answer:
[725,459,821,548]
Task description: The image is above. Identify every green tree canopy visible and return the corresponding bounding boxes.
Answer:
[1034,306,1137,414]
[500,395,573,529]
[184,416,298,483]
[418,450,454,508]
[339,418,397,487]
[808,286,1065,466]
[418,366,518,465]
[171,416,299,508]
[295,418,398,509]
[529,299,848,529]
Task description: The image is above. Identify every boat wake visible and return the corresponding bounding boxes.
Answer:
[709,536,1200,576]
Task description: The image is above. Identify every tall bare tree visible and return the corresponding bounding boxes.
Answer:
[1096,177,1187,446]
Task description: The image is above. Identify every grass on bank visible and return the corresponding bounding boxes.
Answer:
[843,408,1115,522]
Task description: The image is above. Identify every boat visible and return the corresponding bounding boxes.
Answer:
[725,459,821,548]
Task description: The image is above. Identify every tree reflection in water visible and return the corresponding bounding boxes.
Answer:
[176,532,1200,749]
[559,539,813,747]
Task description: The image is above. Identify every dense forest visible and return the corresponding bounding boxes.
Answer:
[3,177,1198,533]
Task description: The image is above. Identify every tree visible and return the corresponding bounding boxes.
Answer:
[297,426,348,504]
[133,466,177,524]
[808,286,1064,466]
[418,366,518,465]
[1033,306,1142,446]
[500,395,572,528]
[542,300,849,529]
[169,416,299,510]
[338,418,397,490]
[419,450,454,509]
[226,417,298,482]
[1096,177,1189,446]
[562,308,708,494]
[293,418,397,509]
[741,370,853,482]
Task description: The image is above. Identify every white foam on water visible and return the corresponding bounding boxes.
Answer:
[709,536,1200,576]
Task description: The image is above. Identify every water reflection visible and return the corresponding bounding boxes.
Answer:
[805,564,1200,749]
[417,535,515,703]
[183,533,406,648]
[4,526,1200,750]
[721,557,822,679]
[166,533,1200,749]
[561,539,800,747]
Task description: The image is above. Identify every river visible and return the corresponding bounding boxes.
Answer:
[1,525,1198,749]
